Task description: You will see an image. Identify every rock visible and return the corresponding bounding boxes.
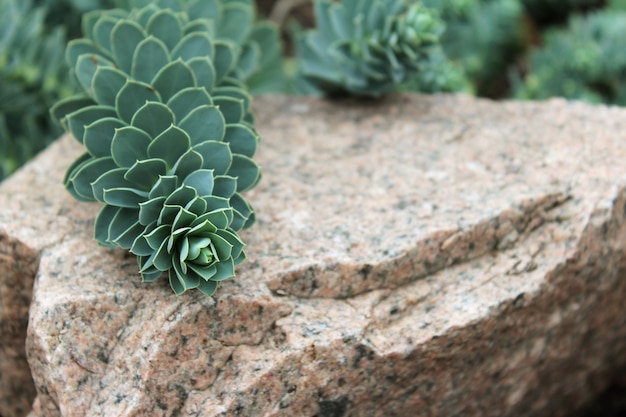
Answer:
[2,94,626,417]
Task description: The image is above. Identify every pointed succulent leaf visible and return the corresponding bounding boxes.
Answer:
[143,238,173,271]
[93,16,120,55]
[166,87,213,122]
[211,258,235,281]
[223,124,257,158]
[75,53,114,96]
[83,118,126,158]
[108,207,143,248]
[196,279,218,296]
[148,125,191,168]
[186,0,220,20]
[131,36,171,84]
[171,208,196,234]
[213,97,244,124]
[183,18,214,36]
[229,193,255,231]
[187,57,215,93]
[139,196,166,226]
[169,267,193,294]
[124,159,168,188]
[111,20,146,74]
[66,39,101,70]
[103,187,150,208]
[66,106,117,144]
[191,209,229,230]
[130,102,174,138]
[115,80,161,124]
[193,141,232,175]
[212,175,237,199]
[144,224,171,250]
[92,66,128,107]
[82,11,102,43]
[234,43,259,80]
[213,41,237,83]
[64,153,97,202]
[95,205,122,247]
[218,2,253,45]
[113,220,146,250]
[145,9,183,51]
[132,230,156,256]
[141,267,163,283]
[152,59,197,103]
[216,228,245,259]
[182,169,214,197]
[111,126,152,167]
[149,175,179,199]
[212,86,250,111]
[68,157,117,201]
[229,154,260,192]
[172,149,204,180]
[92,168,135,201]
[171,32,213,62]
[51,96,96,126]
[185,196,208,216]
[165,184,197,207]
[178,105,225,145]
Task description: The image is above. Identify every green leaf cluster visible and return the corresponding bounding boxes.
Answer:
[52,3,263,296]
[422,0,525,96]
[115,0,285,94]
[0,0,76,180]
[295,0,459,97]
[514,8,626,105]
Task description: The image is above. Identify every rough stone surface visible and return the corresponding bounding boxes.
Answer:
[2,94,626,417]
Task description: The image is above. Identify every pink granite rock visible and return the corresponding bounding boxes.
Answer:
[2,94,626,417]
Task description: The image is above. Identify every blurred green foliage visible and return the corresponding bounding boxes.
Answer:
[2,0,626,182]
[515,7,626,104]
[422,0,526,96]
[0,0,76,180]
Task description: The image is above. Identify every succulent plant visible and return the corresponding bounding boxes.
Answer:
[514,9,626,105]
[115,0,286,94]
[422,0,525,97]
[52,3,261,295]
[294,0,449,96]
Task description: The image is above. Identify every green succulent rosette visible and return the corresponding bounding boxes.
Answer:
[51,4,261,295]
[116,0,285,94]
[296,0,447,96]
[130,172,245,296]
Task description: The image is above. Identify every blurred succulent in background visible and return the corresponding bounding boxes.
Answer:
[52,3,261,295]
[422,0,525,97]
[0,0,76,180]
[514,8,626,105]
[294,0,460,96]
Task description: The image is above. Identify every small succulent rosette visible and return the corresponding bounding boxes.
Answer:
[296,0,446,96]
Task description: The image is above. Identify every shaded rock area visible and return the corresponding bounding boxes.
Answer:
[1,94,626,416]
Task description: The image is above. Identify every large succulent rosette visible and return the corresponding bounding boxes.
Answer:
[296,0,446,96]
[51,4,261,295]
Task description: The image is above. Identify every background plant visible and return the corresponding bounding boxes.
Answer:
[515,3,626,104]
[0,0,76,180]
[4,0,626,183]
[293,0,463,96]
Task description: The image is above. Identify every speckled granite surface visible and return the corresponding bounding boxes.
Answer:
[2,94,626,417]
